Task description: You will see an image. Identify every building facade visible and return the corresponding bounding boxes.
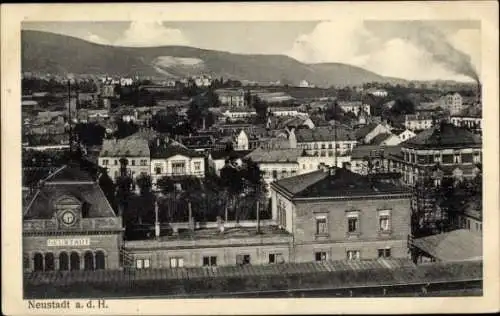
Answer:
[98,135,151,181]
[398,123,482,186]
[270,168,412,262]
[150,140,206,187]
[443,92,464,115]
[215,89,245,108]
[296,126,358,158]
[23,165,123,272]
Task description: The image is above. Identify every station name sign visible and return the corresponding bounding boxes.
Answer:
[47,238,91,247]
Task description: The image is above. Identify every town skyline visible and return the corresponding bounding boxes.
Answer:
[23,20,481,82]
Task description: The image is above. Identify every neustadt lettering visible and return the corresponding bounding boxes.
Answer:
[47,238,91,247]
[28,300,71,309]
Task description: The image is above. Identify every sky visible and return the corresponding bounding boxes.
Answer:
[23,20,481,82]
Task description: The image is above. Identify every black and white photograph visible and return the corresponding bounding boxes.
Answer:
[2,2,499,315]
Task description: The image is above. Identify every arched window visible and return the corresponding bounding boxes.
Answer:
[84,251,94,270]
[33,253,44,272]
[95,251,106,270]
[44,253,55,271]
[59,252,69,271]
[70,252,80,271]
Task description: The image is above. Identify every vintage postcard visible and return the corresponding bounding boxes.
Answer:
[2,2,499,315]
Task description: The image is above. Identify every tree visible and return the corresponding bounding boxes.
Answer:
[390,97,416,115]
[98,169,117,211]
[74,123,106,146]
[114,119,139,139]
[157,176,175,195]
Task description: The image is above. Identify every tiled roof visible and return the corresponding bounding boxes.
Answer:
[403,123,482,149]
[370,133,394,145]
[271,170,328,195]
[245,148,303,163]
[412,229,482,262]
[100,135,150,157]
[210,150,252,160]
[150,142,204,159]
[296,126,356,142]
[24,165,116,220]
[354,123,378,140]
[272,167,410,199]
[351,145,402,160]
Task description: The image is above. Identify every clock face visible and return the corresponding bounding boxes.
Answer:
[61,211,76,226]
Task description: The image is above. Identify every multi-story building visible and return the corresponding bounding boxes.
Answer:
[450,106,482,134]
[398,122,482,186]
[98,134,151,181]
[23,165,122,272]
[295,126,358,158]
[338,101,371,116]
[270,167,412,262]
[150,139,205,187]
[215,89,245,108]
[404,113,434,132]
[442,92,464,115]
[222,108,257,121]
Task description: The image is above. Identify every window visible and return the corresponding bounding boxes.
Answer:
[114,160,118,165]
[467,219,471,230]
[442,154,453,164]
[268,253,284,264]
[348,218,358,232]
[346,211,359,233]
[131,159,136,166]
[328,144,333,149]
[321,144,326,149]
[315,252,327,262]
[140,159,147,166]
[277,200,286,228]
[102,159,109,166]
[316,216,328,235]
[378,248,391,258]
[378,210,391,232]
[272,170,278,179]
[236,254,251,265]
[136,258,150,269]
[155,163,162,175]
[172,161,186,175]
[347,250,360,261]
[202,256,217,267]
[194,161,201,171]
[170,257,184,268]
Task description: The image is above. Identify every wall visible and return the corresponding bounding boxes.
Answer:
[150,154,205,184]
[98,156,150,180]
[127,244,291,268]
[290,197,411,261]
[23,233,122,272]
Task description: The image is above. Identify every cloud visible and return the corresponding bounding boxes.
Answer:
[84,21,190,47]
[114,21,190,47]
[285,20,480,82]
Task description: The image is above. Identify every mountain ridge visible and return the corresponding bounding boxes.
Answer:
[22,30,407,87]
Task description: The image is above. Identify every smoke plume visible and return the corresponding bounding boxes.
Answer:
[391,21,479,82]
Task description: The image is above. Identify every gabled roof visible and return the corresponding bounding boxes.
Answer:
[100,134,150,157]
[245,148,303,163]
[296,126,356,142]
[403,123,482,149]
[412,229,482,262]
[272,167,410,199]
[370,133,395,146]
[354,123,379,140]
[210,150,252,160]
[24,165,116,220]
[150,142,204,159]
